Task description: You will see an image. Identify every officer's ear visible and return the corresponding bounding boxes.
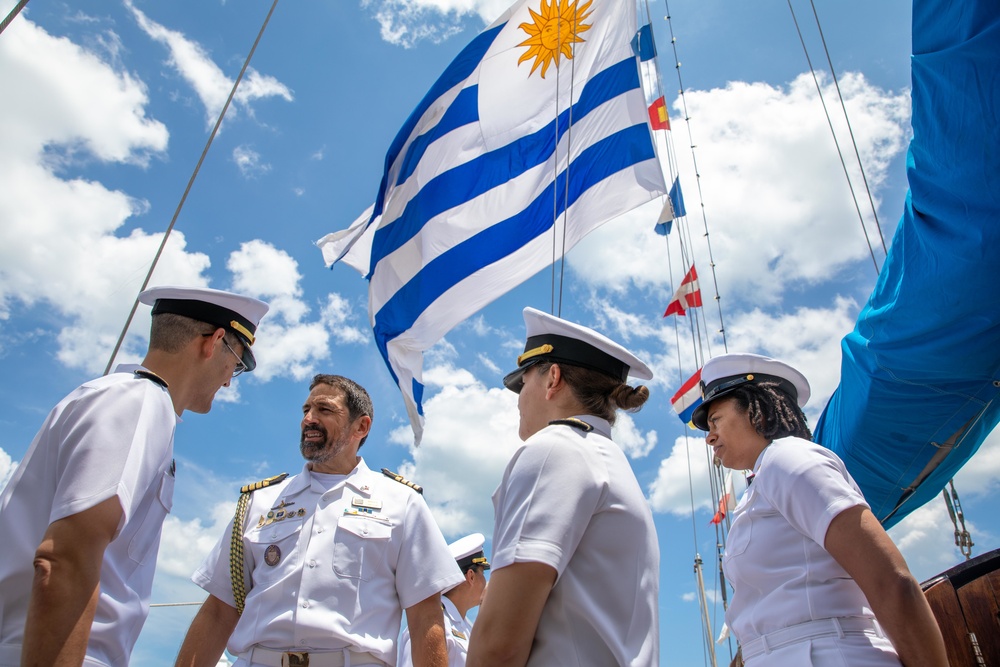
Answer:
[352,415,372,441]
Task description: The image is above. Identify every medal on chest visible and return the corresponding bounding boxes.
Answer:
[264,544,281,566]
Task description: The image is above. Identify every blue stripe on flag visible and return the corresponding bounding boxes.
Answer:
[396,86,480,186]
[371,24,504,221]
[677,398,701,425]
[368,58,642,275]
[411,378,424,417]
[372,123,656,357]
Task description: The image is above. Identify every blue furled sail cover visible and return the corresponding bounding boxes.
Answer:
[815,0,1000,528]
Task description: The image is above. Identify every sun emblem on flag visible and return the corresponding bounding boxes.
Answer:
[517,0,594,78]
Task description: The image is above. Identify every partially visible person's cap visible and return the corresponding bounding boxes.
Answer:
[449,533,490,572]
[503,307,653,392]
[139,286,269,372]
[691,352,810,431]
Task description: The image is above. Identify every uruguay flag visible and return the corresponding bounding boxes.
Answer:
[318,0,667,442]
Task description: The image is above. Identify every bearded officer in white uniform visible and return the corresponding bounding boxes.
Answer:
[398,533,490,667]
[0,286,269,667]
[174,374,464,667]
[467,308,660,667]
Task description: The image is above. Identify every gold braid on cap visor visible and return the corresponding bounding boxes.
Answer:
[517,344,553,366]
[230,320,255,345]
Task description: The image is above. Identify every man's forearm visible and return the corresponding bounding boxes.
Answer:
[174,595,239,667]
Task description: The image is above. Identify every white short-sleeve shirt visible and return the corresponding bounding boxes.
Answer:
[491,416,660,667]
[0,366,178,667]
[193,459,463,665]
[724,437,900,664]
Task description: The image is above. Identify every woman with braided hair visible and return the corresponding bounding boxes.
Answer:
[695,353,946,666]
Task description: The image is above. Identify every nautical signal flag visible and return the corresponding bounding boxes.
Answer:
[670,367,702,427]
[710,472,737,525]
[630,23,657,61]
[317,0,667,443]
[654,177,686,236]
[648,96,670,131]
[664,265,702,317]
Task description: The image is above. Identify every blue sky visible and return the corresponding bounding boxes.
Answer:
[0,0,997,665]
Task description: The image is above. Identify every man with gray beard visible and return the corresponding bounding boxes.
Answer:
[174,374,463,667]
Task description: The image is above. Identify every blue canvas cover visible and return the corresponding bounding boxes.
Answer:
[814,0,1000,527]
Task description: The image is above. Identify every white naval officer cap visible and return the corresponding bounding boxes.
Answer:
[691,352,811,431]
[503,307,653,393]
[139,285,269,372]
[449,533,490,572]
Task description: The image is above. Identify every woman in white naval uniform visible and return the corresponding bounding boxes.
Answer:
[467,308,659,667]
[693,353,947,667]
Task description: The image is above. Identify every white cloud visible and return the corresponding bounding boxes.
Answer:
[125,1,292,127]
[320,293,369,345]
[612,412,657,459]
[157,503,235,579]
[232,145,271,178]
[227,241,337,382]
[0,18,168,166]
[477,353,500,374]
[648,435,716,516]
[570,72,910,305]
[0,15,228,374]
[723,298,859,421]
[390,362,522,539]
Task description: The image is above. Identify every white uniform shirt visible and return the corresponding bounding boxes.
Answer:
[396,597,471,667]
[724,437,901,665]
[193,459,463,665]
[491,416,660,666]
[0,366,178,667]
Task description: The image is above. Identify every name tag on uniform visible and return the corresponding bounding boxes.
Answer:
[352,496,383,510]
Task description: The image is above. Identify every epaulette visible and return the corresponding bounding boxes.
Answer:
[134,369,169,388]
[381,468,423,494]
[549,418,593,432]
[240,473,289,494]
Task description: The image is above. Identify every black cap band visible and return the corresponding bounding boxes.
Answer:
[519,333,628,382]
[151,298,257,346]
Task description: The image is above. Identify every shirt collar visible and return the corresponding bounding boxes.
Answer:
[573,414,612,438]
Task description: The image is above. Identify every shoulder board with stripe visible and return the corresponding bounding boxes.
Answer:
[548,418,593,432]
[381,468,423,494]
[240,472,289,495]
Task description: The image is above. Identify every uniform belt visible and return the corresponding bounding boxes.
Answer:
[246,646,385,667]
[741,616,885,660]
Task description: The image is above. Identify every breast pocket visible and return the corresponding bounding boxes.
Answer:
[333,514,392,581]
[127,470,174,566]
[247,518,305,584]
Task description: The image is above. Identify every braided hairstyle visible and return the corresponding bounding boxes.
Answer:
[533,362,649,425]
[727,380,811,441]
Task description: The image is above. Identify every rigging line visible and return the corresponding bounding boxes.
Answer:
[785,0,881,275]
[102,0,282,376]
[808,0,888,256]
[0,0,28,35]
[662,0,727,355]
[550,8,562,316]
[556,5,581,318]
